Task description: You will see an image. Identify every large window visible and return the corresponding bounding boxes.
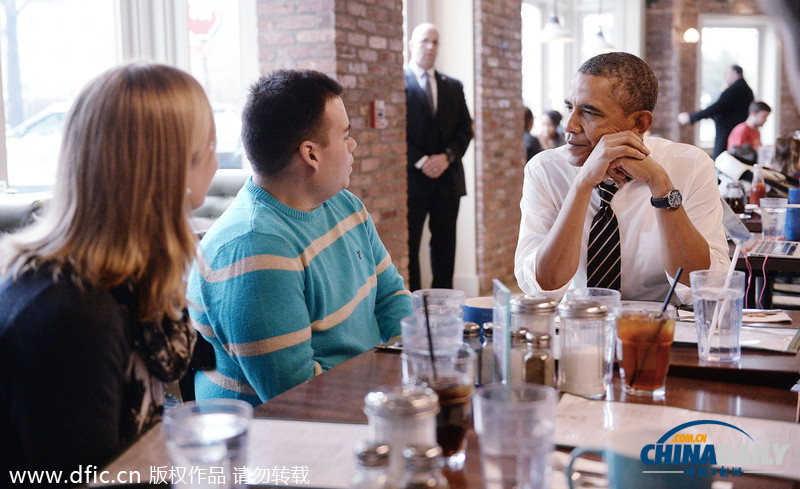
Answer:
[697,16,780,151]
[0,0,256,194]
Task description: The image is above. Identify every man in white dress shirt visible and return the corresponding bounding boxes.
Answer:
[515,52,729,303]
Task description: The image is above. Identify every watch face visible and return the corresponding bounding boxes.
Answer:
[668,190,682,208]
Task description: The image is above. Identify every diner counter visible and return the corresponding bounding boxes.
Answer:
[101,310,800,488]
[255,311,800,489]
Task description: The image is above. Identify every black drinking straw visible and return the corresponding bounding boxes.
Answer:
[629,267,683,389]
[422,293,438,382]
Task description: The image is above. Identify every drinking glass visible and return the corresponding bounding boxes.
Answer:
[616,302,676,398]
[401,343,475,471]
[690,270,745,363]
[412,288,466,318]
[164,399,253,489]
[473,383,556,489]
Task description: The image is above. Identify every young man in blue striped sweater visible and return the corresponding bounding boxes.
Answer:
[188,70,412,405]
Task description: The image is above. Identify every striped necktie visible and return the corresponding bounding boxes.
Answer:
[587,182,621,290]
[422,72,435,114]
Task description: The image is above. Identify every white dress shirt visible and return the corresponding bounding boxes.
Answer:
[514,136,730,304]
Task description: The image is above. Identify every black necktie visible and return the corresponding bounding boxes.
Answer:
[587,182,621,290]
[422,72,435,114]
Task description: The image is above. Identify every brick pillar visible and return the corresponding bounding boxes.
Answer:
[473,0,524,294]
[254,0,410,280]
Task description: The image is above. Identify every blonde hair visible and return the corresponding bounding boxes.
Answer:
[0,62,214,322]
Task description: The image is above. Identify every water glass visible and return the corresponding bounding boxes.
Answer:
[412,288,466,318]
[760,197,788,240]
[401,314,463,355]
[163,399,253,489]
[564,288,621,388]
[690,270,745,363]
[473,384,556,489]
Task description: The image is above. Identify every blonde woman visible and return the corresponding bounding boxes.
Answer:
[0,63,217,476]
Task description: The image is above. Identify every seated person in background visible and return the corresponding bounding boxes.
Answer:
[188,69,412,406]
[0,63,216,479]
[515,52,729,304]
[537,109,566,150]
[727,101,771,151]
[524,106,543,161]
[773,136,800,178]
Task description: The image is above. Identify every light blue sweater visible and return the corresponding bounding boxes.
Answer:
[188,178,411,405]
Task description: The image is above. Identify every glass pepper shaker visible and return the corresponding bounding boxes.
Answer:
[523,332,555,387]
[398,445,450,489]
[363,385,439,481]
[350,441,395,489]
[509,295,558,355]
[509,327,530,384]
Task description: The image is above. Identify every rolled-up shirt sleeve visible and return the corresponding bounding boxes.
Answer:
[514,154,572,301]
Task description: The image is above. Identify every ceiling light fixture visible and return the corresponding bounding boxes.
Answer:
[540,0,574,44]
[584,0,615,54]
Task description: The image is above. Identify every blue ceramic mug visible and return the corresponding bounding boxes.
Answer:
[786,189,800,241]
[464,296,494,326]
[567,428,712,489]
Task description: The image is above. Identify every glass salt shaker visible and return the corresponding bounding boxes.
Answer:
[398,445,450,489]
[463,321,483,384]
[350,441,396,489]
[557,301,608,399]
[509,295,558,349]
[363,385,439,481]
[523,332,555,387]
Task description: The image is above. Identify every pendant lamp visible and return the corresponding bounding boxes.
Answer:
[540,0,574,43]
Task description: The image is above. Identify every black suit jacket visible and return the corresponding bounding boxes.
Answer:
[690,77,754,155]
[405,67,473,197]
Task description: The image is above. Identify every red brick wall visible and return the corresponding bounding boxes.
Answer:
[254,0,410,279]
[646,0,800,144]
[474,0,524,294]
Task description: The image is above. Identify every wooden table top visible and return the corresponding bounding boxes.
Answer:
[255,341,800,488]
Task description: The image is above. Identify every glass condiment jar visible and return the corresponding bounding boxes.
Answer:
[350,441,396,489]
[750,163,766,206]
[463,321,483,384]
[509,327,530,384]
[363,385,439,480]
[480,322,495,385]
[557,301,608,399]
[398,445,450,489]
[523,332,555,387]
[722,181,746,214]
[509,295,558,342]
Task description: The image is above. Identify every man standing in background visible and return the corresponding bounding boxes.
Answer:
[405,23,473,291]
[678,64,754,159]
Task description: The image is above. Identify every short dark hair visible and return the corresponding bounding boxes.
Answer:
[544,110,562,126]
[524,107,533,126]
[731,64,744,76]
[242,69,344,176]
[577,52,659,113]
[749,101,771,113]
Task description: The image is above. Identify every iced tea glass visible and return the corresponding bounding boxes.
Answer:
[616,302,676,398]
[401,343,475,471]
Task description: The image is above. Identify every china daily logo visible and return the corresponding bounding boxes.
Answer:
[640,420,789,478]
